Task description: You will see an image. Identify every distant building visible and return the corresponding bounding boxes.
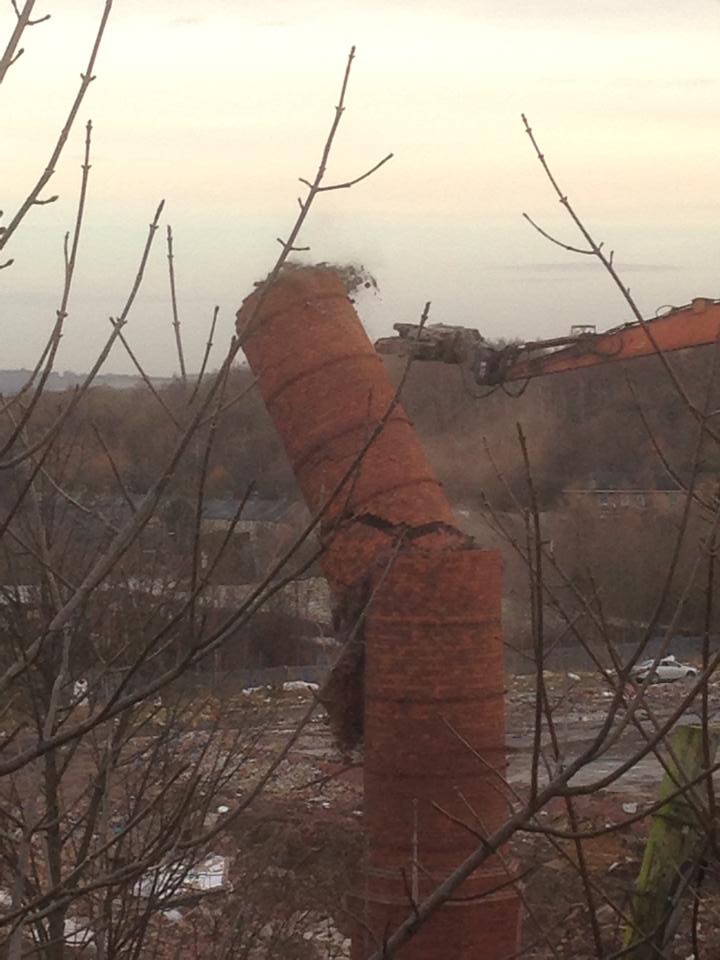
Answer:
[199,496,291,533]
[561,488,682,516]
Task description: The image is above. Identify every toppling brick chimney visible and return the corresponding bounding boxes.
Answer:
[236,267,520,959]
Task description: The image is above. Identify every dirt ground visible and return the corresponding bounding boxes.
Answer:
[13,669,720,959]
[180,668,720,959]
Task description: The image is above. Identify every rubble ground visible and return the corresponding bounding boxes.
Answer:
[222,668,720,959]
[10,668,719,959]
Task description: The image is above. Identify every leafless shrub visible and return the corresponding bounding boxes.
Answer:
[0,13,392,960]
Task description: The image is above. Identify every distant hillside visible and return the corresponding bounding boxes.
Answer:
[4,345,717,508]
[4,349,716,631]
[383,342,720,508]
[0,369,173,394]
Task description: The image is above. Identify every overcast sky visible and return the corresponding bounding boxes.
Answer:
[2,0,720,375]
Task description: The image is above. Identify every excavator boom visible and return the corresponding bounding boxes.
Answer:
[374,297,720,386]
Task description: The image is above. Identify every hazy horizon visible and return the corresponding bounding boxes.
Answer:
[3,1,720,376]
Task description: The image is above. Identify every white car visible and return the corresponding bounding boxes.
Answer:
[631,655,698,684]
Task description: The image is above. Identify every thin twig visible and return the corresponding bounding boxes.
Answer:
[109,320,183,430]
[237,45,391,344]
[0,118,95,462]
[90,421,136,513]
[0,1,113,251]
[521,112,720,446]
[0,0,40,87]
[188,305,219,405]
[166,225,187,384]
[314,151,393,192]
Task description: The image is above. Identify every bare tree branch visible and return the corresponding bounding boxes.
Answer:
[0,1,112,251]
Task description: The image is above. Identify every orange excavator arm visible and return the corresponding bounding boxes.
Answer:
[374,297,720,386]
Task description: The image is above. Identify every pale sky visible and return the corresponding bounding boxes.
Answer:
[3,0,720,375]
